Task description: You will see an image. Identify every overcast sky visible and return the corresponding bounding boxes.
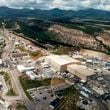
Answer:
[0,0,110,11]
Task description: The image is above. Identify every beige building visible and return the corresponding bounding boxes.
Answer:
[67,64,96,81]
[45,55,80,72]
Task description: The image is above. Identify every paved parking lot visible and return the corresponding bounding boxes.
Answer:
[27,87,56,110]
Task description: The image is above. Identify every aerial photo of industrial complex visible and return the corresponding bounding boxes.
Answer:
[0,0,110,110]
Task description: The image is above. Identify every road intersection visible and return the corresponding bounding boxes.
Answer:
[1,35,36,110]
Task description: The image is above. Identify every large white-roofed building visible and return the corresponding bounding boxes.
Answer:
[26,71,38,80]
[67,64,96,82]
[17,65,26,73]
[17,65,35,73]
[45,55,80,72]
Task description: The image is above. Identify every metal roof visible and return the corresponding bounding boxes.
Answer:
[68,64,96,76]
[46,55,80,65]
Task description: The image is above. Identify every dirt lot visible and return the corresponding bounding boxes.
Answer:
[51,78,65,86]
[80,49,110,60]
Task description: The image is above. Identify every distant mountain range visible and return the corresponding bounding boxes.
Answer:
[0,6,110,21]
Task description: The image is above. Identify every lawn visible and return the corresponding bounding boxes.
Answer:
[19,76,51,99]
[19,76,51,90]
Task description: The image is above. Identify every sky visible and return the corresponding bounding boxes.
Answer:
[0,0,110,11]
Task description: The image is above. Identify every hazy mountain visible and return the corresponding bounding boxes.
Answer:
[0,7,110,54]
[0,7,110,21]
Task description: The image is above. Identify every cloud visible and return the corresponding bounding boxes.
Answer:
[0,0,110,11]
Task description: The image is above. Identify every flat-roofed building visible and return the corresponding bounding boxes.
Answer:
[17,65,26,73]
[45,55,80,72]
[17,65,35,73]
[67,64,96,82]
[72,55,84,60]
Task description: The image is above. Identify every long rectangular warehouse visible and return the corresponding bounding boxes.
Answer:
[67,64,96,81]
[45,55,80,72]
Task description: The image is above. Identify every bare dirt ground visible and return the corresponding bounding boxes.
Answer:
[51,78,65,86]
[80,49,110,60]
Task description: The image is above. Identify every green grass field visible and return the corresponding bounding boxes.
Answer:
[19,76,51,99]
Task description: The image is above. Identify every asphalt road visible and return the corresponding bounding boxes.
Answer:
[1,37,36,110]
